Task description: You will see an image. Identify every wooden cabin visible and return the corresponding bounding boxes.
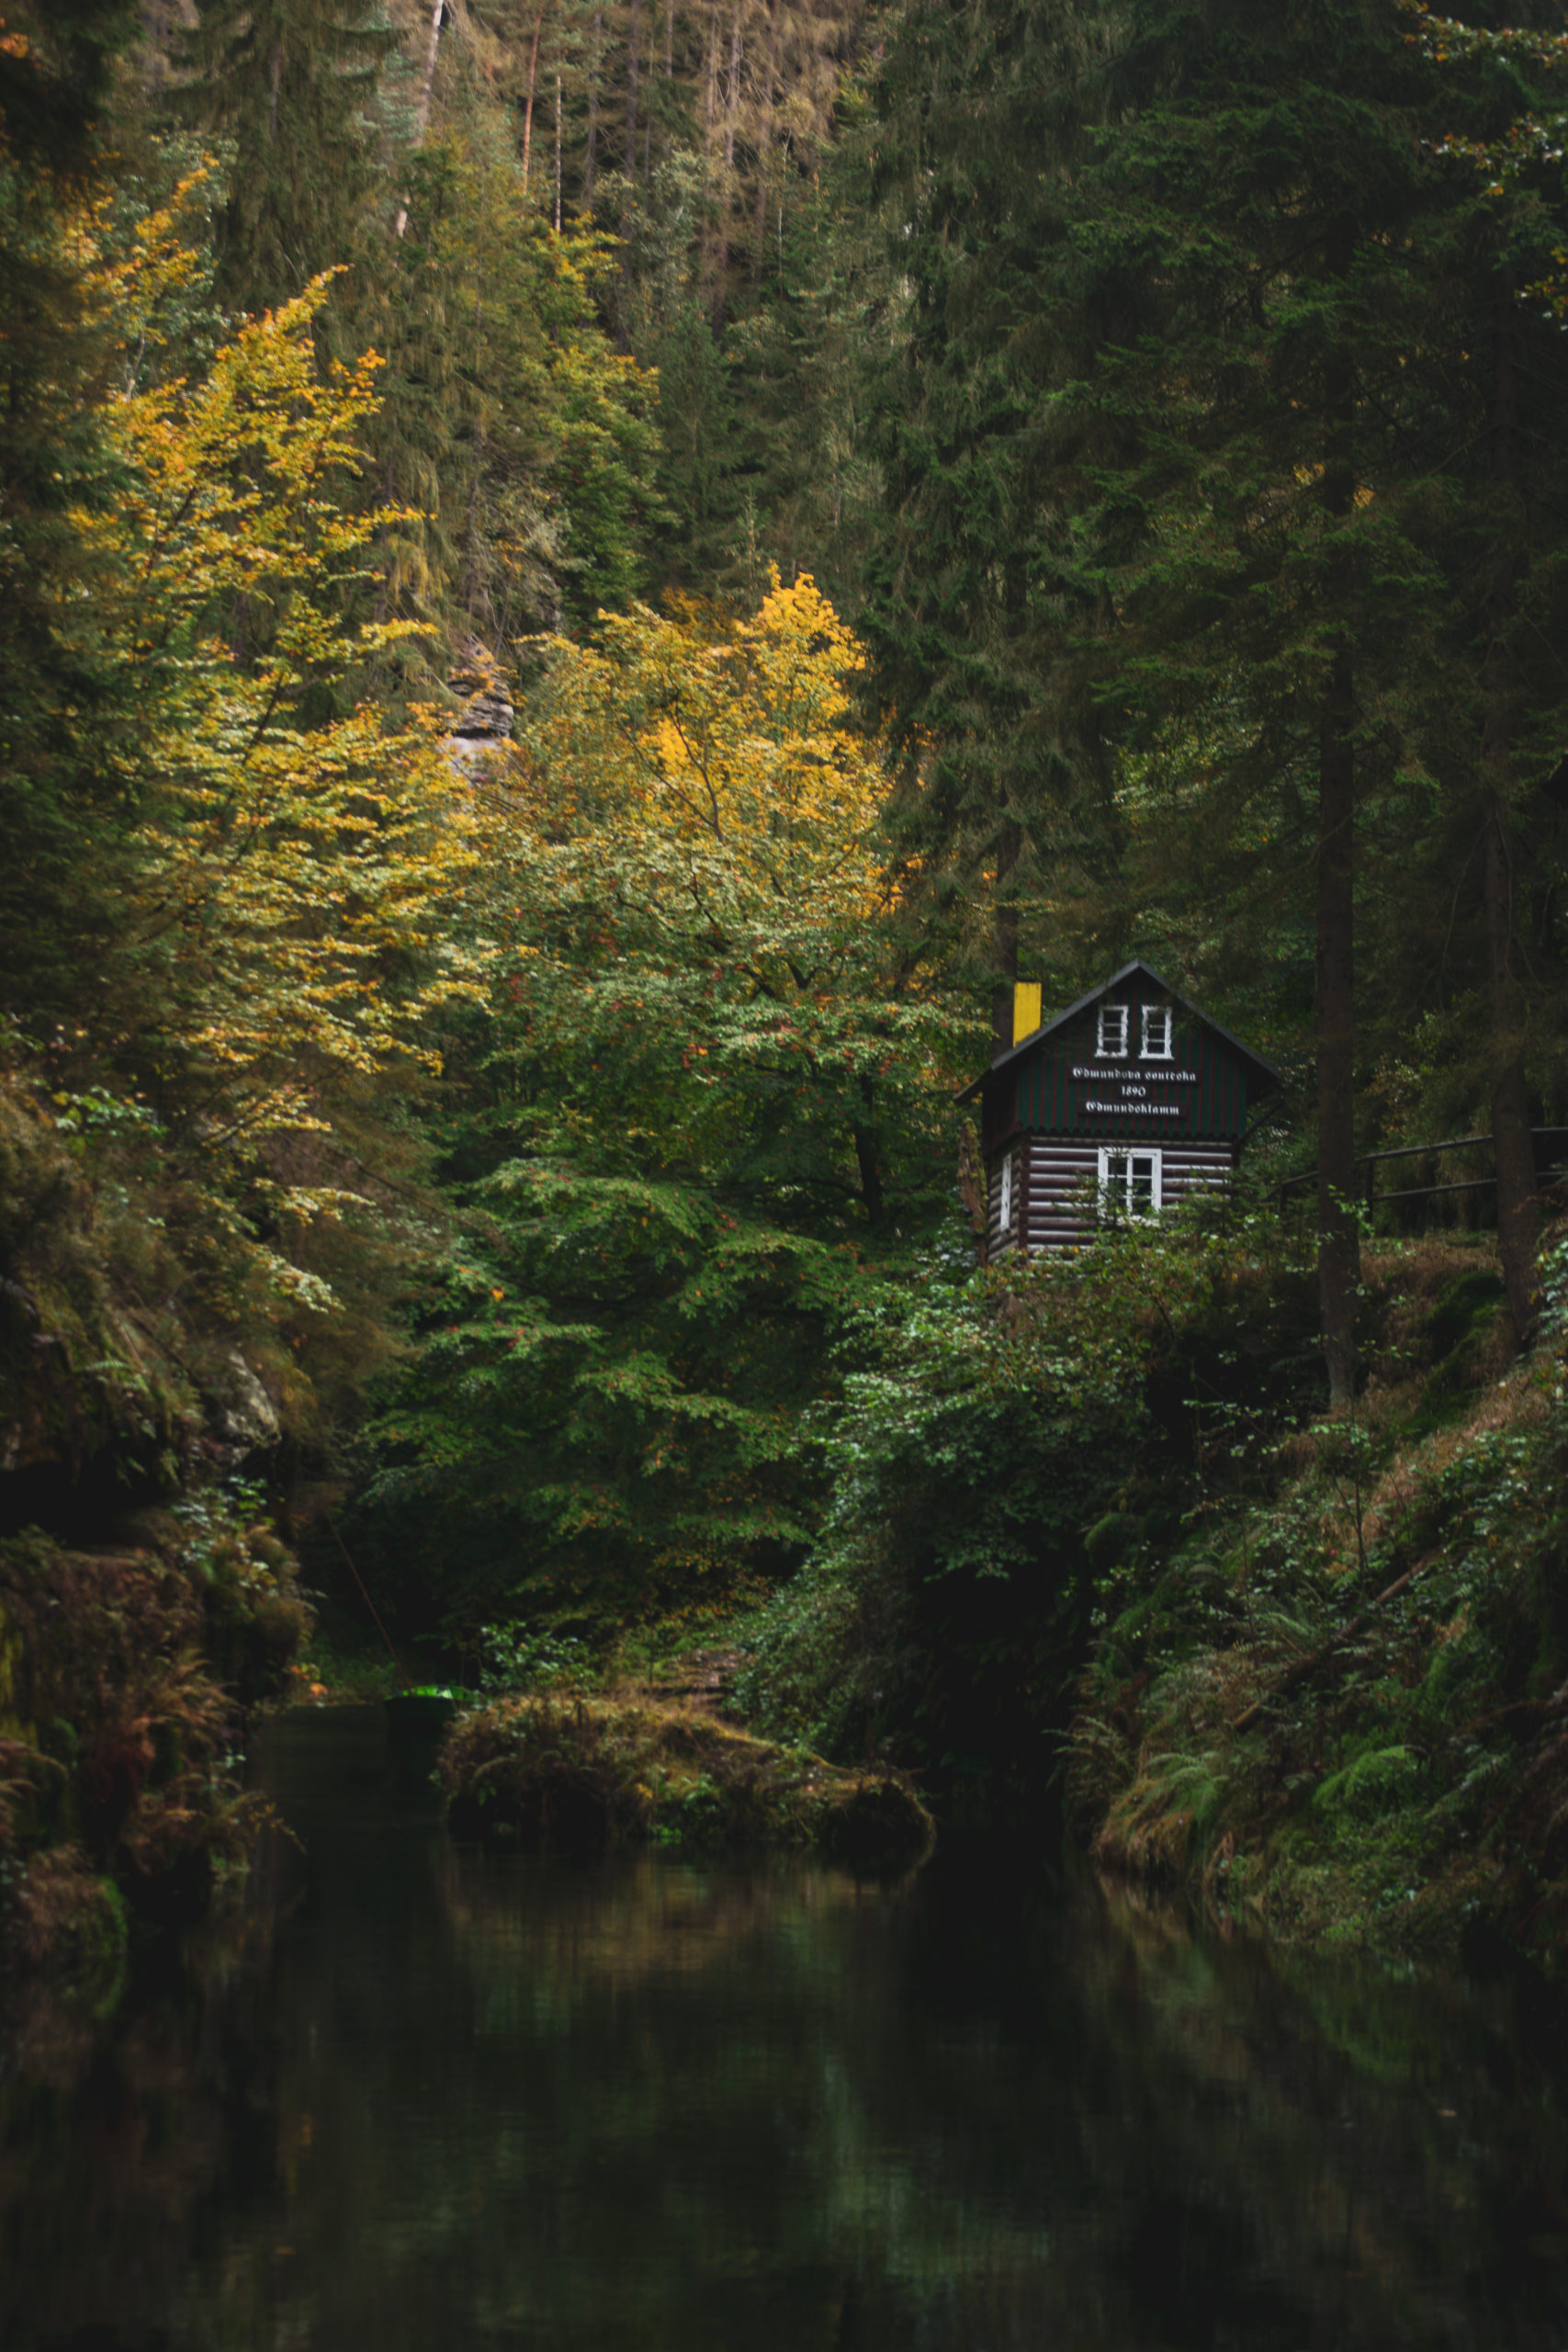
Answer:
[959,961,1280,1257]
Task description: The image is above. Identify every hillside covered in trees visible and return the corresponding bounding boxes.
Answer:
[8,0,1568,1998]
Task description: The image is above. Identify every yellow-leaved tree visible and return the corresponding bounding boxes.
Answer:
[54,175,479,1166]
[0,166,499,1525]
[493,573,961,1216]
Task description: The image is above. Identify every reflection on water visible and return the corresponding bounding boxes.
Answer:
[6,1708,1568,2349]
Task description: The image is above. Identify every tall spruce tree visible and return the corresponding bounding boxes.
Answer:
[860,0,1134,992]
[0,0,164,1027]
[0,0,141,166]
[859,0,1568,1394]
[1066,1,1568,1363]
[1057,0,1443,1399]
[1364,13,1568,1347]
[171,0,395,308]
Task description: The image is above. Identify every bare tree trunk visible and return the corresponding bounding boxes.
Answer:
[522,0,549,187]
[994,817,1021,986]
[624,0,642,181]
[993,558,1027,988]
[699,0,721,296]
[1483,273,1541,1349]
[583,5,604,202]
[1317,222,1359,1407]
[554,72,563,232]
[464,420,486,618]
[1317,644,1359,1406]
[854,1078,885,1226]
[142,1,170,86]
[752,0,781,267]
[704,0,718,137]
[712,0,741,324]
[268,36,283,141]
[394,0,446,240]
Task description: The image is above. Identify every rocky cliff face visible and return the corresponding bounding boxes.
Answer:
[443,635,516,783]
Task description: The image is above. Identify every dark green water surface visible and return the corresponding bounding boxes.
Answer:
[7,1706,1568,2349]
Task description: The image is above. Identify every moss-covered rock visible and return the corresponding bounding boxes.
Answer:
[439,1695,935,1870]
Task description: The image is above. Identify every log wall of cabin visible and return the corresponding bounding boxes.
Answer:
[987,1136,1019,1259]
[987,1138,1236,1256]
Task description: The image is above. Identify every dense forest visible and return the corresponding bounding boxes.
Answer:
[8,0,1568,2002]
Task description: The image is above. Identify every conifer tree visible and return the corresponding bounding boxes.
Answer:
[170,0,395,307]
[361,109,665,641]
[0,0,165,1024]
[859,0,1568,1394]
[0,0,142,167]
[1069,1,1568,1364]
[1366,4,1568,1346]
[1061,0,1444,1398]
[859,0,1134,973]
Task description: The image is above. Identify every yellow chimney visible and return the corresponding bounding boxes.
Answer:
[1011,981,1042,1043]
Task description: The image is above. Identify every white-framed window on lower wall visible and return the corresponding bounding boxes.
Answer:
[1098,1144,1162,1216]
[998,1147,1016,1231]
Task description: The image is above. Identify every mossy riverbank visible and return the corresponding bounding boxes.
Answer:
[1065,1233,1568,1970]
[0,1512,312,2028]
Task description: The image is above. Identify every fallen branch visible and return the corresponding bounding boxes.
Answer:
[1230,1554,1438,1733]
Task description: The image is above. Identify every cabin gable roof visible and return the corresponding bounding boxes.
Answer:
[956,959,1281,1107]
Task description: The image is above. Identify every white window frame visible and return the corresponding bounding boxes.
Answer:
[1096,1001,1129,1058]
[1098,1145,1163,1218]
[1141,1003,1174,1060]
[998,1148,1015,1232]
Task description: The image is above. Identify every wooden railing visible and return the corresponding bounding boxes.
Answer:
[1273,1127,1568,1221]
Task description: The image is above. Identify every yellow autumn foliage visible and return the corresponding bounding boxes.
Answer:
[508,575,906,997]
[51,175,479,1148]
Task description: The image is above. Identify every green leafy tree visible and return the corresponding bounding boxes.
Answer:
[359,576,974,1637]
[11,175,477,1230]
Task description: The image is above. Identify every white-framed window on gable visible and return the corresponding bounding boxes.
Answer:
[998,1148,1016,1232]
[1098,1146,1162,1218]
[1097,1001,1129,1057]
[1141,1003,1173,1060]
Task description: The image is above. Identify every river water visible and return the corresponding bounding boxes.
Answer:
[6,1706,1568,2350]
